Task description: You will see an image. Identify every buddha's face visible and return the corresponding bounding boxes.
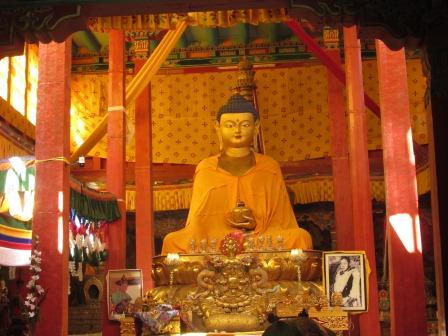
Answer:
[216,112,258,149]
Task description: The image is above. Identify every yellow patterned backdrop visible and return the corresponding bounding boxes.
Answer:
[362,59,428,148]
[70,58,427,164]
[71,74,108,156]
[257,65,330,161]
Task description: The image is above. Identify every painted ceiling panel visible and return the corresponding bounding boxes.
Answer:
[72,22,298,55]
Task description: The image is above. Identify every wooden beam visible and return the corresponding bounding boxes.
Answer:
[70,149,396,187]
[0,116,34,154]
[82,0,289,17]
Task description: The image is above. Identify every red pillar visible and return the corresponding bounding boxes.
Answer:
[427,96,448,336]
[326,49,354,249]
[34,40,71,335]
[343,25,381,335]
[376,40,427,336]
[106,29,126,269]
[425,18,448,332]
[103,29,126,334]
[134,59,154,290]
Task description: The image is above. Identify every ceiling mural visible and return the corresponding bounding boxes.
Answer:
[70,23,383,73]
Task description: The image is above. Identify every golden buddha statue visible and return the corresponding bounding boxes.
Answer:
[161,94,312,254]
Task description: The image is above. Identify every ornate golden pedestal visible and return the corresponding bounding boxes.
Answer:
[152,249,322,297]
[121,250,348,335]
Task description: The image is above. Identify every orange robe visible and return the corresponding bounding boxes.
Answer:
[161,153,312,254]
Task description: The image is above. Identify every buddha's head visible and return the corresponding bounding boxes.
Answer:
[215,94,260,151]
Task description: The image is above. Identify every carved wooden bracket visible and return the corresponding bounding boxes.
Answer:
[0,4,87,57]
[288,0,429,50]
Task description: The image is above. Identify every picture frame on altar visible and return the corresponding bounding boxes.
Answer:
[106,269,143,320]
[323,251,367,312]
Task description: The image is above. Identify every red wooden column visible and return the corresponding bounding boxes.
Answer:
[106,30,126,268]
[103,29,126,334]
[134,59,154,290]
[376,40,427,336]
[427,89,448,336]
[425,18,448,332]
[106,29,127,268]
[343,25,381,335]
[34,40,71,335]
[326,48,354,249]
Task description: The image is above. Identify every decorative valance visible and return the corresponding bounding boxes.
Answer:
[125,167,431,212]
[70,188,121,222]
[0,161,120,221]
[88,8,289,32]
[126,185,193,212]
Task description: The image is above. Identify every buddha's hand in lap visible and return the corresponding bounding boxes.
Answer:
[225,212,256,230]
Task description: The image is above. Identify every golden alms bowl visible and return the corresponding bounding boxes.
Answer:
[230,200,254,224]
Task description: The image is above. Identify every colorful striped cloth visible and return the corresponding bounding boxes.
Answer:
[0,158,119,266]
[0,213,32,266]
[0,160,34,265]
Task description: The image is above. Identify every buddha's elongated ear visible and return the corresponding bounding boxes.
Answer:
[215,120,223,151]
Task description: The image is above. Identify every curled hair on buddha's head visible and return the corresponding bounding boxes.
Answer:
[216,93,259,122]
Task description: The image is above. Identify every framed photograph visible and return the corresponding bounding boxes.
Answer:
[106,269,143,320]
[323,252,367,312]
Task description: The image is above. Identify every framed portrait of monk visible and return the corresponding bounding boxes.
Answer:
[323,251,367,312]
[106,269,143,320]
